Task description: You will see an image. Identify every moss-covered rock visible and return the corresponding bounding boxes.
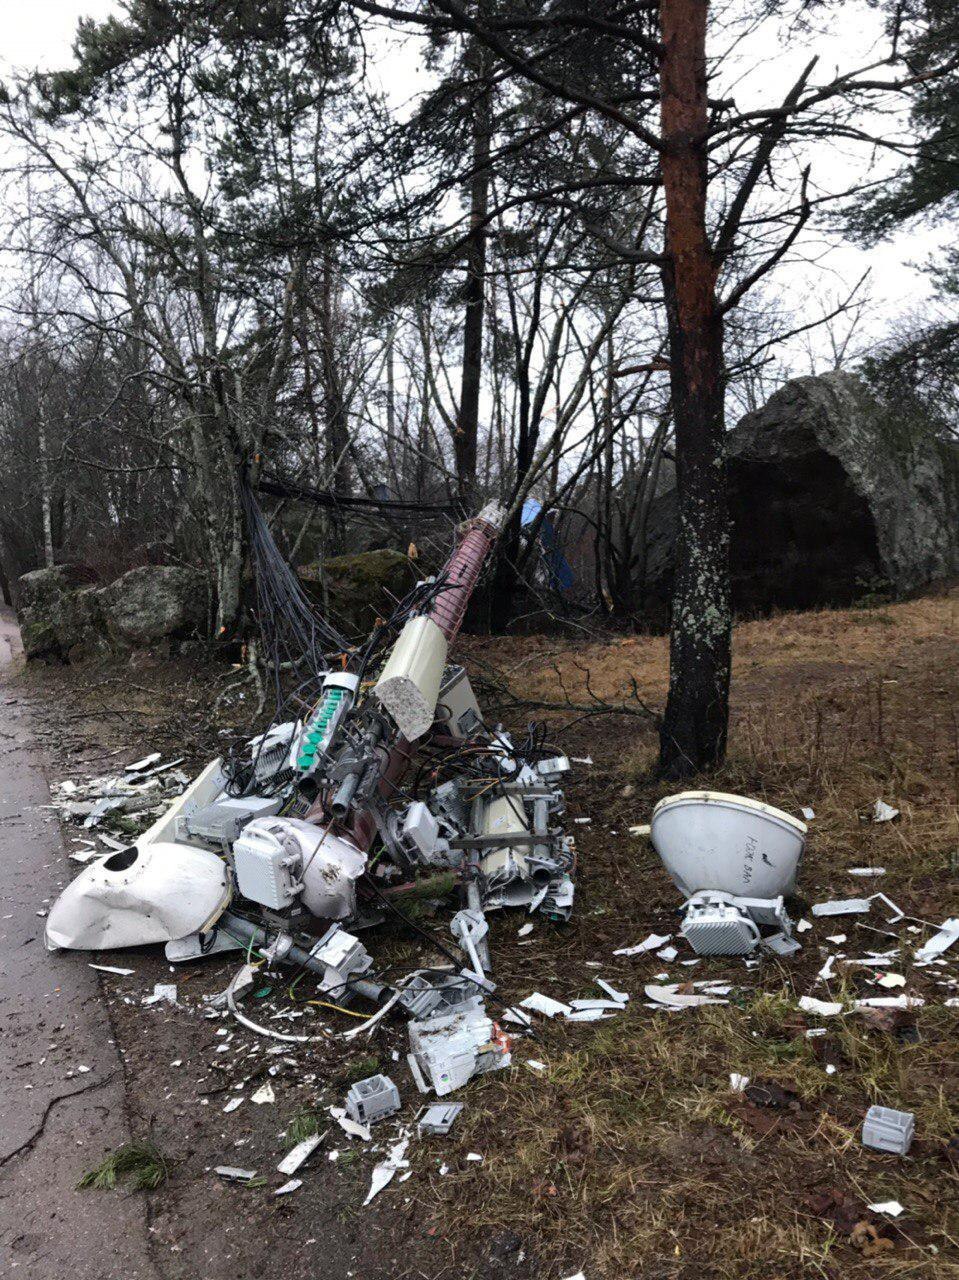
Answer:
[299,549,418,639]
[17,567,93,660]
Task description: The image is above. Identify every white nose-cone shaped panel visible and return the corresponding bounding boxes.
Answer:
[373,615,448,741]
[651,791,806,900]
[45,841,231,951]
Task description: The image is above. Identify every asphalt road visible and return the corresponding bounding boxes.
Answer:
[0,605,160,1279]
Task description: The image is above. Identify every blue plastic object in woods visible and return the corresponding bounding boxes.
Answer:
[521,499,574,592]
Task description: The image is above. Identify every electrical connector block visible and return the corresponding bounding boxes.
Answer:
[296,673,359,774]
[862,1105,915,1155]
[345,1074,401,1126]
[407,1000,511,1096]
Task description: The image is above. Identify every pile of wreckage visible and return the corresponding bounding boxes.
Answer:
[41,498,958,1201]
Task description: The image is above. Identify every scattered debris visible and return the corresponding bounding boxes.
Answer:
[89,964,135,976]
[729,1072,750,1092]
[329,1106,371,1141]
[277,1134,324,1176]
[644,984,728,1009]
[417,1102,463,1136]
[142,983,177,1006]
[614,933,670,957]
[867,1200,905,1217]
[519,993,571,1018]
[870,800,900,824]
[251,1083,275,1105]
[274,1178,302,1195]
[345,1075,401,1126]
[798,995,843,1017]
[363,1136,409,1205]
[214,1166,257,1183]
[848,867,886,876]
[914,918,959,963]
[812,899,871,917]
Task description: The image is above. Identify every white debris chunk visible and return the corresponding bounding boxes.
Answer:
[519,992,572,1019]
[517,923,534,938]
[569,998,626,1012]
[656,945,679,962]
[868,1200,904,1217]
[329,1105,371,1141]
[142,983,177,1005]
[614,933,671,957]
[796,919,813,933]
[876,973,906,989]
[812,899,871,917]
[644,984,727,1009]
[914,918,959,964]
[872,800,899,823]
[848,867,885,877]
[825,934,847,944]
[628,824,651,837]
[125,752,162,772]
[363,1137,409,1206]
[251,1083,275,1105]
[571,756,593,765]
[223,1097,244,1113]
[817,955,837,981]
[798,995,843,1017]
[215,1166,256,1182]
[274,1179,302,1196]
[524,1059,547,1073]
[466,1152,483,1162]
[89,964,135,975]
[801,807,815,821]
[564,1008,615,1022]
[729,1073,750,1092]
[595,978,629,1003]
[855,995,924,1010]
[277,1133,323,1176]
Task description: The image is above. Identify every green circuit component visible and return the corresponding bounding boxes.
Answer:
[296,688,349,771]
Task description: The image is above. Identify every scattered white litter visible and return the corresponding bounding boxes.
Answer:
[223,1097,244,1113]
[848,867,886,877]
[825,1064,837,1075]
[569,999,626,1012]
[517,923,534,938]
[798,995,843,1017]
[614,933,671,957]
[876,973,906,989]
[524,1059,547,1073]
[573,817,591,825]
[825,934,847,944]
[519,993,572,1019]
[571,756,593,766]
[215,1166,256,1182]
[812,899,871,917]
[125,752,162,772]
[594,978,629,1003]
[855,995,924,1010]
[277,1134,323,1176]
[644,984,727,1009]
[363,1136,409,1205]
[872,800,899,823]
[801,807,815,821]
[142,983,177,1005]
[251,1083,275,1105]
[329,1106,371,1141]
[628,824,651,837]
[89,964,135,976]
[871,892,905,923]
[274,1178,302,1196]
[656,945,679,962]
[817,955,837,981]
[868,1200,904,1217]
[729,1073,750,1092]
[796,919,812,933]
[561,1272,586,1280]
[466,1152,483,1162]
[564,1008,615,1022]
[70,848,105,864]
[914,918,959,964]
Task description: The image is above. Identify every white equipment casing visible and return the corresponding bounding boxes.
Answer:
[651,790,806,900]
[373,614,448,740]
[232,818,306,910]
[45,841,230,951]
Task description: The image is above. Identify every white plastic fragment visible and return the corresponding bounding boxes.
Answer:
[525,1059,547,1073]
[729,1073,750,1092]
[855,995,924,1010]
[142,983,177,1005]
[595,978,629,1003]
[251,1083,275,1105]
[223,1096,244,1113]
[914,919,959,964]
[274,1178,302,1195]
[215,1166,256,1182]
[872,800,899,823]
[644,984,727,1009]
[868,1200,904,1217]
[466,1152,483,1162]
[628,824,651,837]
[848,867,885,877]
[876,973,906,989]
[519,992,572,1019]
[798,995,843,1016]
[277,1133,323,1176]
[564,1008,615,1022]
[656,945,679,962]
[125,753,162,772]
[801,807,815,821]
[363,1136,409,1205]
[826,934,847,944]
[329,1106,371,1141]
[812,899,871,917]
[614,933,671,957]
[817,956,837,981]
[517,923,534,938]
[89,964,135,975]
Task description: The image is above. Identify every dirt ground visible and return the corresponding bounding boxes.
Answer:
[7,585,959,1279]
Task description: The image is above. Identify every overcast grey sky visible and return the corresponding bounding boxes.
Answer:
[1,1,940,369]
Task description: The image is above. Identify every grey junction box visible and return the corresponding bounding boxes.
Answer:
[345,1074,401,1126]
[861,1105,915,1155]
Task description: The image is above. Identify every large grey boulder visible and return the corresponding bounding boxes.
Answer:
[95,565,207,647]
[17,567,88,659]
[644,371,959,619]
[299,549,418,639]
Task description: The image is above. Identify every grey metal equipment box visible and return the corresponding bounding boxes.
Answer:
[184,794,283,844]
[416,1102,463,1136]
[345,1075,401,1126]
[861,1105,915,1155]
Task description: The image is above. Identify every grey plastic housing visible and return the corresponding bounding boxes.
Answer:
[345,1074,401,1126]
[861,1105,915,1155]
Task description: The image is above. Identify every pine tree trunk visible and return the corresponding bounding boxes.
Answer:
[657,0,731,778]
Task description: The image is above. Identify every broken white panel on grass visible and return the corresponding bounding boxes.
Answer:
[763,932,802,956]
[872,800,899,823]
[817,955,837,982]
[525,1059,547,1073]
[519,992,572,1018]
[517,922,534,938]
[125,753,162,772]
[215,1166,257,1182]
[569,999,627,1012]
[564,1008,616,1022]
[363,1137,409,1205]
[614,933,671,957]
[729,1073,750,1092]
[798,995,843,1017]
[812,899,871,917]
[871,892,905,923]
[251,1083,275,1105]
[142,983,177,1005]
[644,984,728,1009]
[826,934,847,944]
[796,919,812,933]
[628,824,651,837]
[801,807,815,821]
[595,978,628,1003]
[855,995,924,1010]
[848,867,886,877]
[876,973,906,989]
[329,1106,371,1141]
[223,1096,244,1113]
[275,1179,302,1196]
[656,945,679,962]
[914,918,959,964]
[277,1133,323,1176]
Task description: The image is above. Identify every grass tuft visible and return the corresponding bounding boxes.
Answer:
[77,1141,168,1191]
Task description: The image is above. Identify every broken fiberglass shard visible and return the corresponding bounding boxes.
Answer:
[45,841,231,951]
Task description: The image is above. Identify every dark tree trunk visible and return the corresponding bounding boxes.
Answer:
[455,44,491,514]
[657,0,731,778]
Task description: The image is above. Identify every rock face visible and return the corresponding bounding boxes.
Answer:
[299,550,418,639]
[18,564,206,660]
[644,371,959,620]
